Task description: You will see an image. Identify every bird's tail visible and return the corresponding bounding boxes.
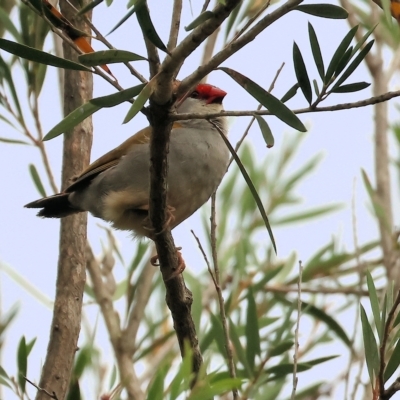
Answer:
[25,193,81,218]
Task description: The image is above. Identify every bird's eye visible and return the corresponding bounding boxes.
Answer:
[190,91,199,98]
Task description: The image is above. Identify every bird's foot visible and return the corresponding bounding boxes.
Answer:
[150,247,186,280]
[142,205,176,236]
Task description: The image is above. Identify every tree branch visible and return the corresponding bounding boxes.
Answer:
[35,2,92,399]
[178,0,303,96]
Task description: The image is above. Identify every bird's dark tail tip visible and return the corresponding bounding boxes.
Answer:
[25,193,80,218]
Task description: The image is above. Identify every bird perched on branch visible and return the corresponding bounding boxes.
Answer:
[25,83,229,242]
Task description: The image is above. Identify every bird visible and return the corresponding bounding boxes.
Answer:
[25,83,229,244]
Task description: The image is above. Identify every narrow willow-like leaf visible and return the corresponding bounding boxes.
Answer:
[17,336,27,393]
[229,318,253,377]
[220,67,306,132]
[107,6,136,35]
[255,116,274,148]
[79,50,146,66]
[215,128,277,253]
[0,39,91,71]
[382,0,393,26]
[185,11,214,31]
[313,79,320,96]
[0,55,24,121]
[334,46,353,76]
[293,42,312,104]
[44,103,100,141]
[224,2,242,41]
[308,23,324,80]
[29,164,47,197]
[324,25,358,84]
[331,40,374,90]
[301,301,351,347]
[268,341,294,357]
[147,365,168,400]
[331,82,370,93]
[44,84,145,140]
[366,271,382,341]
[188,379,243,400]
[136,1,167,52]
[280,83,299,103]
[77,0,104,15]
[0,8,22,42]
[91,84,146,107]
[295,4,348,19]
[0,137,29,145]
[123,82,153,124]
[384,338,400,382]
[273,204,343,225]
[246,287,261,370]
[351,24,377,57]
[360,304,379,387]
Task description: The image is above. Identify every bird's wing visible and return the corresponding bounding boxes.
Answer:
[66,126,152,192]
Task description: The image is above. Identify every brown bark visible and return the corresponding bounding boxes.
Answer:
[35,1,93,399]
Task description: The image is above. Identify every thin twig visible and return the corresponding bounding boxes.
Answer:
[190,230,217,287]
[228,0,271,44]
[172,88,400,121]
[178,0,303,96]
[291,260,303,400]
[264,285,370,296]
[210,193,238,400]
[25,376,58,400]
[168,0,182,52]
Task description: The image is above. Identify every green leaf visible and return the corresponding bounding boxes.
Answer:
[280,83,299,103]
[266,362,312,376]
[44,84,146,140]
[293,42,312,104]
[255,116,274,148]
[220,67,306,132]
[331,82,370,93]
[44,103,100,141]
[123,82,153,124]
[0,55,24,121]
[366,270,382,341]
[313,79,320,97]
[331,40,374,90]
[77,0,104,15]
[91,83,146,107]
[0,137,30,145]
[216,129,277,253]
[136,1,168,52]
[382,0,393,26]
[273,204,343,225]
[334,46,353,77]
[351,24,377,57]
[324,26,358,84]
[169,345,193,400]
[384,338,400,382]
[29,164,47,197]
[301,302,352,348]
[78,50,146,66]
[246,287,261,370]
[229,318,252,377]
[360,304,380,386]
[225,2,243,41]
[188,378,242,400]
[17,336,27,393]
[0,8,22,42]
[185,11,214,31]
[268,340,294,357]
[308,23,325,80]
[0,39,91,71]
[108,5,137,35]
[295,4,348,19]
[147,364,168,400]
